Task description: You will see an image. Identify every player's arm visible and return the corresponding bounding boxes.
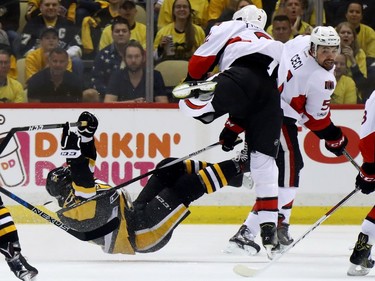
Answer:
[187,22,239,80]
[304,76,348,156]
[60,112,99,199]
[356,93,375,194]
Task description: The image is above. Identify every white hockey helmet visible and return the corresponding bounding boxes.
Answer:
[310,26,340,57]
[232,5,267,29]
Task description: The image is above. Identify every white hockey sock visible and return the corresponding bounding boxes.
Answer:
[244,211,260,237]
[278,187,297,224]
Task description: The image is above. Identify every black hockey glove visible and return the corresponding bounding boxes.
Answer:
[61,122,81,159]
[325,131,348,156]
[356,163,375,195]
[219,118,244,152]
[77,111,98,142]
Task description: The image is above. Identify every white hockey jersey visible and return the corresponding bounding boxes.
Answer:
[278,35,336,131]
[188,20,284,79]
[359,91,375,163]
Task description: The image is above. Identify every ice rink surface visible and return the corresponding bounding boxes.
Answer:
[0,224,373,281]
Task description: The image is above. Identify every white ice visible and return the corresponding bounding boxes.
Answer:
[0,224,372,281]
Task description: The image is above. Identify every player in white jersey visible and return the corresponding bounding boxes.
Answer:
[173,5,284,258]
[347,90,375,276]
[226,26,349,254]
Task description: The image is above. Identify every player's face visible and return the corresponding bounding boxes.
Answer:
[316,46,339,70]
[112,23,130,45]
[124,46,144,72]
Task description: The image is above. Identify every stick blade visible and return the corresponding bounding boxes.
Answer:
[233,264,258,278]
[68,217,120,241]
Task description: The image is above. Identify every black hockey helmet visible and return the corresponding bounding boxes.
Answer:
[46,166,73,203]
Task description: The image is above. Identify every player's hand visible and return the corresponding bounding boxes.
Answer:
[356,164,375,194]
[219,119,244,152]
[61,122,81,158]
[77,111,98,142]
[325,132,348,156]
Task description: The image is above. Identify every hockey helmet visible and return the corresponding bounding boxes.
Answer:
[46,166,73,206]
[232,5,267,29]
[310,26,340,57]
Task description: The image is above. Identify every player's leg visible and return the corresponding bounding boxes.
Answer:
[347,207,375,276]
[0,196,38,280]
[276,118,304,247]
[251,151,280,258]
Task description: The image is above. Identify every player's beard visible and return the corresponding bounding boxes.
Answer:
[322,59,335,71]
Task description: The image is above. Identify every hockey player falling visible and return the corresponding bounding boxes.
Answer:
[45,111,249,255]
[173,5,284,259]
[347,90,375,276]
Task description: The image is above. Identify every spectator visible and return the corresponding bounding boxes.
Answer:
[205,0,253,35]
[157,0,209,31]
[0,49,27,103]
[267,0,313,37]
[271,14,292,43]
[345,1,375,68]
[28,47,82,102]
[25,27,73,82]
[104,40,169,103]
[0,1,21,57]
[325,0,375,29]
[26,0,77,23]
[206,0,262,25]
[274,0,326,27]
[81,0,123,57]
[336,21,368,101]
[154,0,206,62]
[19,0,83,78]
[99,1,147,50]
[88,18,131,99]
[332,53,358,104]
[75,0,104,27]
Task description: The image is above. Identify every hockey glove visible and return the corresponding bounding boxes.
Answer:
[325,132,348,156]
[219,118,244,152]
[61,122,81,159]
[356,163,375,195]
[77,111,98,142]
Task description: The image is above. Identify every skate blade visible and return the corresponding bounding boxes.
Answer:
[347,263,371,276]
[172,81,217,99]
[223,242,258,256]
[264,245,279,260]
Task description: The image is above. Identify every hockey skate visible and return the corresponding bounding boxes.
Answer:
[224,225,261,255]
[1,242,38,281]
[172,81,217,100]
[347,232,374,276]
[260,223,280,260]
[277,222,294,247]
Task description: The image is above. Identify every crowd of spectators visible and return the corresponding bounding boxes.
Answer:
[0,0,373,103]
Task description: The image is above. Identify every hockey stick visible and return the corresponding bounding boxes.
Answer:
[233,149,361,277]
[66,138,243,210]
[0,121,87,155]
[0,186,119,241]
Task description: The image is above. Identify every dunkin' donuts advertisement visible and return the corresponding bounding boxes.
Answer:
[0,106,369,207]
